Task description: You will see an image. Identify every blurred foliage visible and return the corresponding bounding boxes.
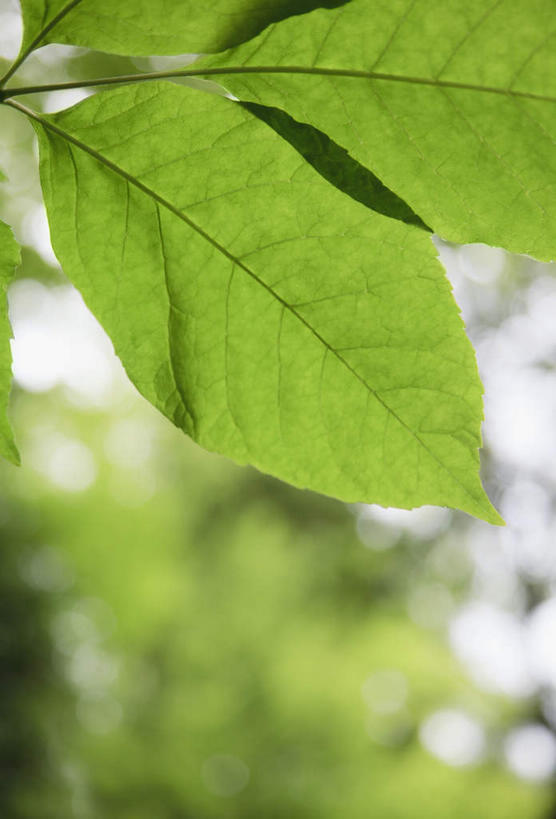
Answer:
[0,385,550,818]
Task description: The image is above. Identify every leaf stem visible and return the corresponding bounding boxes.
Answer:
[0,0,85,88]
[1,65,556,105]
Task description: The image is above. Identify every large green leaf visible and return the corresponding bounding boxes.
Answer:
[16,0,347,58]
[197,0,556,261]
[24,83,500,522]
[0,221,20,465]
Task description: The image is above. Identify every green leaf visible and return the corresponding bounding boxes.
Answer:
[17,0,347,57]
[198,0,556,261]
[28,83,500,522]
[241,102,430,232]
[0,221,20,465]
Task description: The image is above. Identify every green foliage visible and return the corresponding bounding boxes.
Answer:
[0,220,19,464]
[2,0,552,520]
[0,501,72,817]
[0,391,548,817]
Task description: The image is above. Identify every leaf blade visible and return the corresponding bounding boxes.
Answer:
[29,84,501,522]
[0,221,20,465]
[198,0,556,261]
[17,0,348,57]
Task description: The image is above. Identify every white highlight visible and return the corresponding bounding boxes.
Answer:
[9,279,128,407]
[30,432,97,492]
[527,598,556,688]
[449,602,535,698]
[504,724,556,783]
[420,709,485,767]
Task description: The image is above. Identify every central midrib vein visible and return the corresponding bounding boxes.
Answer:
[8,98,487,512]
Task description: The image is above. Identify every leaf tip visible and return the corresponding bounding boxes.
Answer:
[472,493,505,527]
[1,438,21,467]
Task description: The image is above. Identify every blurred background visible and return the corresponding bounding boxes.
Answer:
[1,3,556,816]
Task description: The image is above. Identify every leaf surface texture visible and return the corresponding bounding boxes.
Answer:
[17,0,348,56]
[198,0,556,260]
[0,221,20,465]
[31,83,500,521]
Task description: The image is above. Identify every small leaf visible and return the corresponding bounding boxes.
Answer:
[17,0,348,57]
[0,221,20,465]
[199,0,556,261]
[31,83,500,522]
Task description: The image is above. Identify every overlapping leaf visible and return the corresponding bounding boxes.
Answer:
[196,0,556,261]
[27,82,500,521]
[0,221,20,465]
[16,0,347,58]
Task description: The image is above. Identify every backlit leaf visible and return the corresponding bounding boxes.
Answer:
[198,0,556,261]
[17,0,347,57]
[0,221,20,465]
[241,101,430,232]
[29,83,500,522]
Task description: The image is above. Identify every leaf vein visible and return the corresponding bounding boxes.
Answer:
[154,202,197,434]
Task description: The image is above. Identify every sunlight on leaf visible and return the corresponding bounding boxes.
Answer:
[198,0,556,260]
[0,219,20,464]
[16,0,349,57]
[241,101,430,231]
[29,83,501,521]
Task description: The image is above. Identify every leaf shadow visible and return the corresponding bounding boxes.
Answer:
[220,0,351,52]
[241,100,431,232]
